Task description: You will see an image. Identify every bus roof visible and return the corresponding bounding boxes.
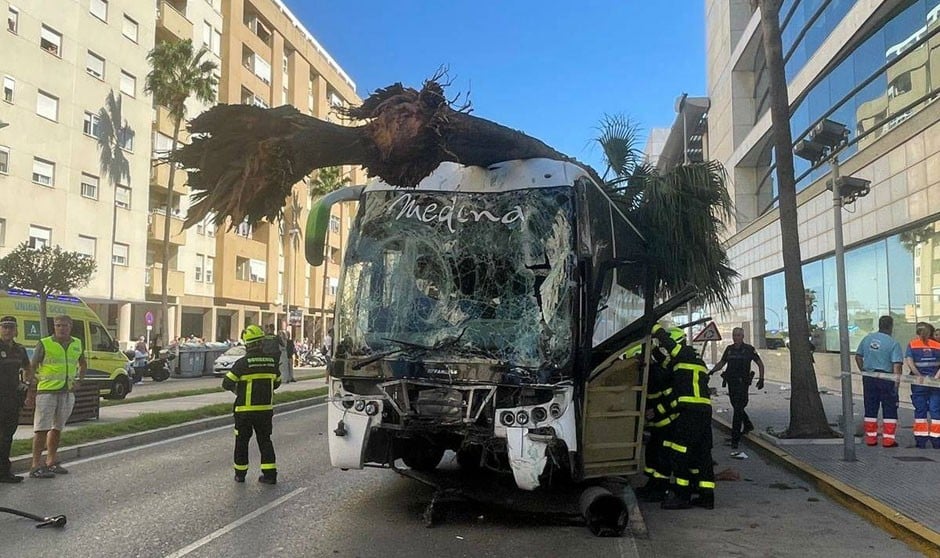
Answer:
[363,158,595,194]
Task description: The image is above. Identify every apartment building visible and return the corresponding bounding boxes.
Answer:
[0,0,155,339]
[1,0,361,346]
[132,0,362,344]
[704,0,940,385]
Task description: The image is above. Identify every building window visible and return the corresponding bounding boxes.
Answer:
[329,277,338,297]
[0,218,5,246]
[206,256,214,283]
[7,7,18,34]
[36,91,59,121]
[0,146,8,174]
[196,220,205,235]
[118,126,134,151]
[120,71,136,97]
[235,219,252,238]
[202,21,221,56]
[28,225,51,250]
[83,111,101,138]
[112,242,129,266]
[115,185,131,209]
[329,215,340,233]
[76,235,96,258]
[89,0,108,22]
[152,132,173,158]
[249,259,266,283]
[31,158,54,186]
[195,253,204,282]
[205,213,216,237]
[235,256,250,281]
[86,51,105,79]
[80,173,99,199]
[40,25,62,57]
[122,15,138,42]
[2,76,13,103]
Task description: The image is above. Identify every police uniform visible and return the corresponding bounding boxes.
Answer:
[651,324,715,510]
[0,316,29,483]
[718,342,762,447]
[224,325,281,483]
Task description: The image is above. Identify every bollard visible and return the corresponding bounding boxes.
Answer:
[579,485,628,537]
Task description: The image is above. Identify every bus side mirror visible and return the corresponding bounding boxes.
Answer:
[305,186,365,266]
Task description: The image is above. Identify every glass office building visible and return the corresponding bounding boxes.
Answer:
[705,0,940,380]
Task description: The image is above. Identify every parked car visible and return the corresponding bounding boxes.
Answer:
[212,345,245,377]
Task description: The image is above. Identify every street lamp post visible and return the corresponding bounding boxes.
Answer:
[795,119,871,462]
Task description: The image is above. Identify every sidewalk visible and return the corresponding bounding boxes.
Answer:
[711,379,940,551]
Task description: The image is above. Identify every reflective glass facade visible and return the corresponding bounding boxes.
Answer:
[761,221,939,352]
[755,0,940,213]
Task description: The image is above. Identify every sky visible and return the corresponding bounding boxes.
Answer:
[293,1,707,173]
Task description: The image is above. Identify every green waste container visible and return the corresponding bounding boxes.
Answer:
[178,344,206,378]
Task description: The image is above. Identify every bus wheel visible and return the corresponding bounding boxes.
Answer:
[402,444,445,472]
[108,377,130,400]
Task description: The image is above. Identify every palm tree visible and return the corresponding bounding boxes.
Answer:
[145,38,217,344]
[595,114,737,308]
[95,90,132,301]
[754,0,833,438]
[278,191,303,336]
[307,166,350,345]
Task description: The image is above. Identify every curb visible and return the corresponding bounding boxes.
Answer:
[11,395,327,474]
[711,414,940,554]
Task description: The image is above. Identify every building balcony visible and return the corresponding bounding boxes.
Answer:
[148,211,186,246]
[157,0,192,42]
[150,162,188,195]
[146,265,185,297]
[153,105,182,138]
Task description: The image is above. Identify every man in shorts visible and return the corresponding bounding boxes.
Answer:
[27,315,86,478]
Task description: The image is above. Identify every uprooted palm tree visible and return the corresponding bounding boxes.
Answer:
[595,114,737,308]
[174,74,733,306]
[145,38,217,345]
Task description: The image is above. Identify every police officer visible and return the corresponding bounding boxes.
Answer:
[0,316,30,483]
[709,327,765,449]
[651,324,715,510]
[224,325,281,484]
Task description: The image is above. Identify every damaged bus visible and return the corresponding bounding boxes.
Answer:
[305,158,681,493]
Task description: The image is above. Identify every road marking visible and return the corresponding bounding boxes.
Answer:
[164,487,308,558]
[65,403,326,467]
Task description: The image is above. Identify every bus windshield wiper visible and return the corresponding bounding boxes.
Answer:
[351,328,466,370]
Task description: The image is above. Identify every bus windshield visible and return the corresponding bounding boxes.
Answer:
[335,186,576,371]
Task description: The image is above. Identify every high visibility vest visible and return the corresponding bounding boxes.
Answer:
[225,353,279,412]
[37,336,83,392]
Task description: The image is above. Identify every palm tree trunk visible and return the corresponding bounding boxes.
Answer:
[757,0,833,437]
[39,293,49,338]
[161,118,182,345]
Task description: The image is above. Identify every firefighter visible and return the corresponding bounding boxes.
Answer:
[633,337,679,503]
[224,325,281,484]
[651,323,715,510]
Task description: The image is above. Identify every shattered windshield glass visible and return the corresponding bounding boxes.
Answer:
[336,187,576,370]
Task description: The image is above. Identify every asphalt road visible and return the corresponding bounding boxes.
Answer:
[0,404,922,557]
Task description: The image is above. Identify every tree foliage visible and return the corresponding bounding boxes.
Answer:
[0,243,97,337]
[595,114,737,307]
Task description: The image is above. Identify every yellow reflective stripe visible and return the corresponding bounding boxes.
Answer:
[233,464,249,471]
[670,343,682,357]
[664,441,688,453]
[648,390,663,400]
[675,478,690,487]
[235,403,274,412]
[652,324,662,333]
[656,403,667,414]
[242,373,278,381]
[225,371,238,382]
[245,375,253,405]
[649,416,673,428]
[260,463,277,470]
[645,467,669,479]
[677,396,712,405]
[690,468,700,475]
[699,481,716,489]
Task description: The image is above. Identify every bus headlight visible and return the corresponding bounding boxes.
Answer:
[365,401,379,416]
[531,406,548,423]
[549,402,562,418]
[500,411,516,426]
[516,410,530,426]
[354,400,365,412]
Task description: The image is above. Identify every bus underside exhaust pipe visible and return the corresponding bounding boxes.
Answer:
[579,486,628,537]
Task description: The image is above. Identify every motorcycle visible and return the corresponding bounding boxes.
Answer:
[123,350,174,383]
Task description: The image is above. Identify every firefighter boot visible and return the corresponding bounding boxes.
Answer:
[863,418,878,446]
[690,492,715,510]
[661,488,692,510]
[635,478,668,502]
[882,419,898,448]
